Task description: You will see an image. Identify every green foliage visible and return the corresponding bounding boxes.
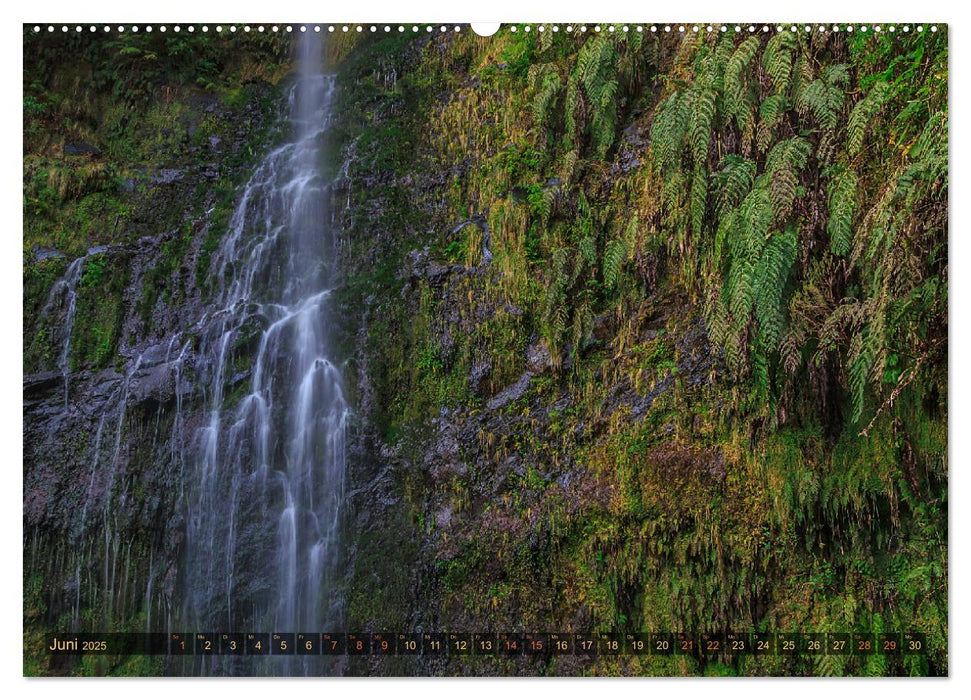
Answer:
[331,26,948,678]
[762,31,796,95]
[798,64,848,131]
[24,27,946,677]
[754,227,798,349]
[603,236,626,290]
[723,37,761,132]
[575,36,620,157]
[826,165,858,256]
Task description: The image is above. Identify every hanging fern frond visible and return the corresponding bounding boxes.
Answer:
[564,76,581,148]
[770,164,799,221]
[798,65,847,131]
[529,64,563,131]
[763,31,796,95]
[715,155,757,215]
[847,81,890,155]
[739,183,774,258]
[603,236,627,289]
[574,35,620,157]
[690,164,708,239]
[650,90,690,170]
[826,165,858,256]
[579,235,597,267]
[724,36,761,129]
[765,136,811,175]
[754,226,798,349]
[690,86,717,162]
[560,148,580,185]
[760,93,788,129]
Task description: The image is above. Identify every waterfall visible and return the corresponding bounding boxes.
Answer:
[182,31,348,664]
[39,253,86,406]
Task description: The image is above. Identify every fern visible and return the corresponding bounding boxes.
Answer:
[603,236,627,289]
[690,165,708,241]
[765,137,811,175]
[798,64,847,131]
[739,184,773,257]
[847,329,873,423]
[534,186,557,227]
[575,36,620,157]
[564,76,581,148]
[715,155,757,215]
[529,64,562,131]
[724,36,761,131]
[755,119,772,154]
[826,165,858,256]
[770,165,799,221]
[651,90,690,170]
[690,86,717,162]
[763,31,796,95]
[759,93,788,129]
[754,227,798,349]
[751,337,771,398]
[561,149,580,185]
[847,82,890,155]
[538,24,554,52]
[579,235,597,267]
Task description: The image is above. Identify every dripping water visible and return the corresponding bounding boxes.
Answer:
[181,31,347,673]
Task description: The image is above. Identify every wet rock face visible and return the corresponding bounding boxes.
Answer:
[22,83,285,650]
[486,372,533,411]
[63,142,101,157]
[525,341,552,375]
[468,360,491,396]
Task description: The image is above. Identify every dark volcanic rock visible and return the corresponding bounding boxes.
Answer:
[486,372,533,411]
[63,142,101,156]
[525,341,552,375]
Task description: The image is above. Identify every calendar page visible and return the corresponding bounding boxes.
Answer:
[22,21,948,678]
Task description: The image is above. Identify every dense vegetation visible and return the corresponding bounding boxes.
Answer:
[23,28,290,375]
[331,26,947,676]
[24,25,947,676]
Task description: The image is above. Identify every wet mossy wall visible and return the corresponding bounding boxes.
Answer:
[329,27,947,676]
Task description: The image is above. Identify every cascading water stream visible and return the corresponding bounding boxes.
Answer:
[181,32,348,671]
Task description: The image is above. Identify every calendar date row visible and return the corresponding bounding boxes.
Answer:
[48,632,927,656]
